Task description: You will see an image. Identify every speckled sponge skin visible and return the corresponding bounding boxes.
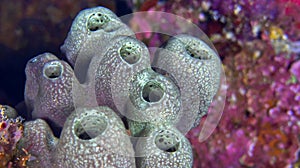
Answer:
[152,34,221,133]
[25,53,78,127]
[21,6,222,168]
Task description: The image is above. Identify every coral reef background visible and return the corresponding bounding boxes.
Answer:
[0,0,300,167]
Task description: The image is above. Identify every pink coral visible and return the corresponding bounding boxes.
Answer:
[0,105,24,167]
[131,0,300,167]
[290,60,300,81]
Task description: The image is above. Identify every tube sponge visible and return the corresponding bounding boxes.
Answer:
[61,7,135,83]
[17,119,59,168]
[25,53,78,127]
[135,124,193,168]
[87,36,151,117]
[152,34,221,133]
[55,106,136,168]
[126,68,181,136]
[61,6,135,66]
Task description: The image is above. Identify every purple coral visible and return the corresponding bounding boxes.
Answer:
[0,105,24,167]
[290,60,300,81]
[128,0,300,167]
